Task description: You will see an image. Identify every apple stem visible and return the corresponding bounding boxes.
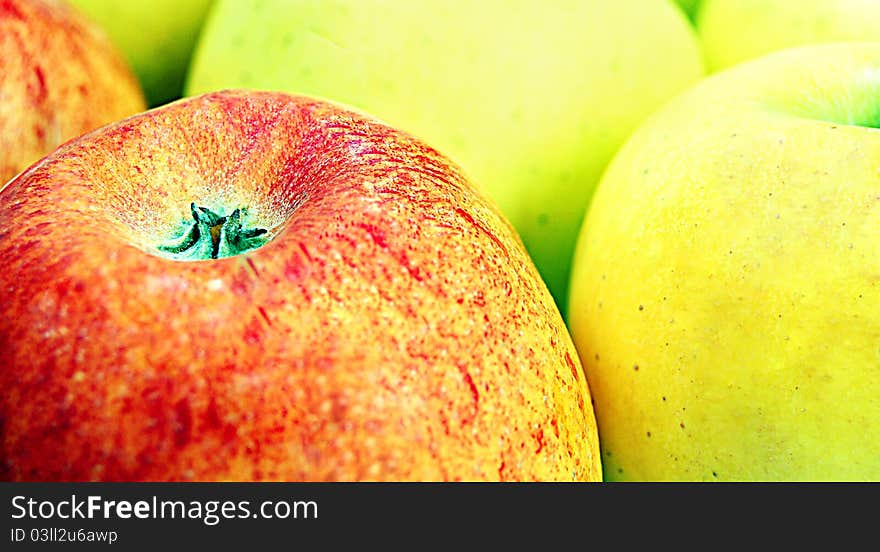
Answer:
[158,203,268,261]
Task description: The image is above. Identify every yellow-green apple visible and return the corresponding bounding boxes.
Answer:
[0,90,601,482]
[67,0,214,106]
[0,0,146,185]
[698,0,880,72]
[568,43,880,481]
[185,0,705,309]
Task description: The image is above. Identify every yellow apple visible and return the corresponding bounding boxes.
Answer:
[185,0,705,309]
[568,43,880,481]
[698,0,880,72]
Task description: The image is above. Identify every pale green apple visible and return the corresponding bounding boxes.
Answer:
[568,43,880,481]
[185,0,704,308]
[68,0,214,106]
[698,0,880,72]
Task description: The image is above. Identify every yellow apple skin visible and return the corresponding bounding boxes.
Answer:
[67,0,213,107]
[568,43,880,481]
[185,0,704,309]
[698,0,880,72]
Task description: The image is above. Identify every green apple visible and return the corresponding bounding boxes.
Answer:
[568,43,880,481]
[185,0,704,308]
[698,0,880,72]
[68,0,214,107]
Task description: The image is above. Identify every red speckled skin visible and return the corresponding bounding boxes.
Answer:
[0,90,601,481]
[0,0,146,184]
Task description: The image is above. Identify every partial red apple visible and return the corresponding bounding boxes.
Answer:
[0,90,601,482]
[0,0,146,184]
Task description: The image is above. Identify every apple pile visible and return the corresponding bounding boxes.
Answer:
[3,0,880,483]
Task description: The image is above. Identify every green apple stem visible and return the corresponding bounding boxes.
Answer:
[158,203,268,260]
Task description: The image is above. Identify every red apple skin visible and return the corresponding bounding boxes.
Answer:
[0,0,146,184]
[0,90,601,482]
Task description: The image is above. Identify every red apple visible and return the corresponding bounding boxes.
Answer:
[0,90,601,482]
[0,0,146,184]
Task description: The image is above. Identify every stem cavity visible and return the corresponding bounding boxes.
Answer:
[158,203,268,261]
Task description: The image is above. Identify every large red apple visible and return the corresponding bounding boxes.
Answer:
[0,0,146,184]
[0,90,601,482]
